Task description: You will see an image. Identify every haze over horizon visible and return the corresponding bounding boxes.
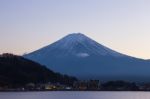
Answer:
[0,0,150,59]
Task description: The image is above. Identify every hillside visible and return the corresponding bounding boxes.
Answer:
[0,53,77,87]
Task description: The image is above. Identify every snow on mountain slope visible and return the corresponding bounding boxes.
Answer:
[24,33,150,82]
[27,33,126,58]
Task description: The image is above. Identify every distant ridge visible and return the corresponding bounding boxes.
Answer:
[24,33,150,82]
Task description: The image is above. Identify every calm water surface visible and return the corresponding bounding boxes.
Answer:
[0,91,150,99]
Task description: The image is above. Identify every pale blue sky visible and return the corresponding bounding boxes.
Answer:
[0,0,150,59]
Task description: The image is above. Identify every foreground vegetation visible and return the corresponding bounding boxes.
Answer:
[0,53,77,89]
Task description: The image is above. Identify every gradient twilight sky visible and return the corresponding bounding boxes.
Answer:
[0,0,150,59]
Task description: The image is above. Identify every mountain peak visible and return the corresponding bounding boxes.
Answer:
[64,33,87,41]
[62,33,89,42]
[68,32,85,36]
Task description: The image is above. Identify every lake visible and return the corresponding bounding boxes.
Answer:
[0,91,150,99]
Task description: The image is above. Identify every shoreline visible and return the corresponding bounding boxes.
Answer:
[0,90,148,92]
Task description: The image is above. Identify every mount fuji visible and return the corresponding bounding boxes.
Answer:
[24,33,150,82]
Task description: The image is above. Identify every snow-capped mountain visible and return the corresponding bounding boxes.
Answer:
[24,33,150,82]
